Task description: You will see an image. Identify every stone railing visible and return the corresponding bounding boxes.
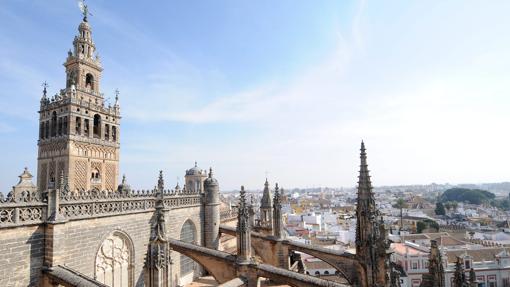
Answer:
[220,206,239,223]
[0,191,47,228]
[0,187,203,228]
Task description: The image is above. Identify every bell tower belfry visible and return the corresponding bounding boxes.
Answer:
[37,12,121,192]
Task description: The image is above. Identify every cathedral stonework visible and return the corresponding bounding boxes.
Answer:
[37,15,120,192]
[0,7,395,287]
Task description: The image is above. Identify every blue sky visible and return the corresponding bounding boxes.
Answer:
[0,1,509,192]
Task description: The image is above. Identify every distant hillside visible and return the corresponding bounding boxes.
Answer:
[439,188,495,204]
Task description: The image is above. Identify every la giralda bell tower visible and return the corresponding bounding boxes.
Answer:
[37,11,120,192]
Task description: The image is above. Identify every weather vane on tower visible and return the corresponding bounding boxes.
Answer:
[78,0,93,22]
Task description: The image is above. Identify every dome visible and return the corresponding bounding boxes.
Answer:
[186,162,203,176]
[78,21,91,31]
[204,168,218,186]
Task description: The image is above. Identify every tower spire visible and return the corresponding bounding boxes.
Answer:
[355,141,388,286]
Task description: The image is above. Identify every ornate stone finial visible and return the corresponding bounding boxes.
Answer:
[274,183,280,203]
[194,161,198,168]
[42,81,48,98]
[208,167,213,178]
[122,174,126,184]
[157,170,164,191]
[114,89,120,106]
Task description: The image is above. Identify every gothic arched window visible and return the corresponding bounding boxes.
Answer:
[93,114,101,138]
[180,220,196,276]
[95,231,133,287]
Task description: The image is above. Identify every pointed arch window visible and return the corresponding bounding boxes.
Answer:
[95,232,133,287]
[180,220,197,276]
[93,114,101,138]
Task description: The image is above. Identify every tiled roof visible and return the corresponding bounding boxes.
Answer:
[445,247,508,263]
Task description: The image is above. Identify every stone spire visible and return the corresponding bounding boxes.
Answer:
[273,183,283,239]
[420,240,445,287]
[157,170,164,193]
[248,195,255,227]
[146,171,171,286]
[355,141,388,286]
[453,257,468,287]
[259,178,273,229]
[237,186,252,263]
[469,268,476,287]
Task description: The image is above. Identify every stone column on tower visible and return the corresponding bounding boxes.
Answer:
[203,168,220,250]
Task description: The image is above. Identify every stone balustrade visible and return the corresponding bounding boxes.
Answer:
[0,186,205,228]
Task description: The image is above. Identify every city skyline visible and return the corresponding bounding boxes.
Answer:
[1,1,509,192]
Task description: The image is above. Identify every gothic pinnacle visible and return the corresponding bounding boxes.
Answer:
[158,170,164,191]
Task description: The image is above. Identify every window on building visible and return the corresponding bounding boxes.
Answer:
[76,117,81,135]
[104,124,110,140]
[95,232,133,287]
[45,121,49,138]
[324,271,330,275]
[315,271,320,276]
[412,262,418,270]
[85,73,94,90]
[112,126,117,142]
[180,220,196,276]
[63,116,68,135]
[40,122,44,139]
[93,114,101,138]
[58,117,63,136]
[51,111,57,137]
[91,168,101,183]
[84,119,89,136]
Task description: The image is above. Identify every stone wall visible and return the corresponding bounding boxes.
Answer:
[0,225,45,286]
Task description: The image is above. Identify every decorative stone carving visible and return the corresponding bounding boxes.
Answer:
[95,232,132,287]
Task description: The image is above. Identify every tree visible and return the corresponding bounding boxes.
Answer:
[435,202,446,215]
[393,198,408,230]
[444,202,452,213]
[440,188,495,205]
[417,221,427,233]
[451,201,458,212]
